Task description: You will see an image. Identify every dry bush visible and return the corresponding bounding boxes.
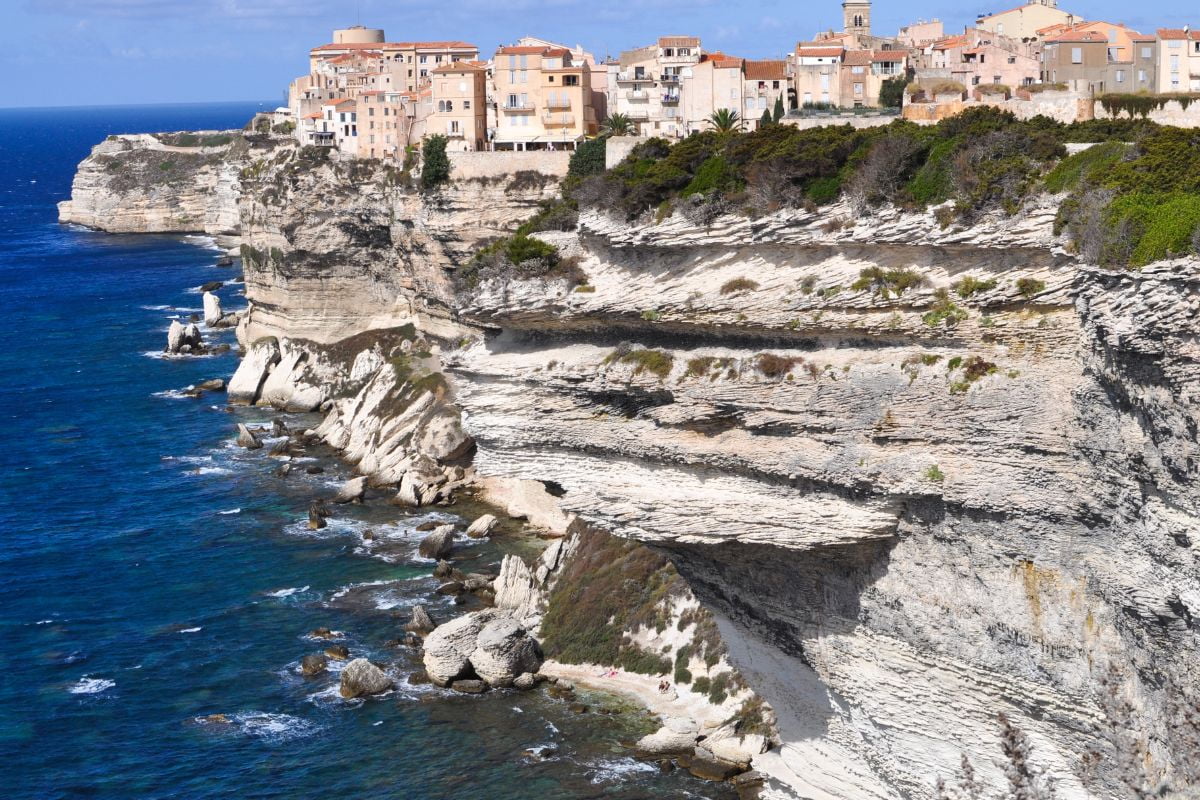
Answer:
[844,133,924,214]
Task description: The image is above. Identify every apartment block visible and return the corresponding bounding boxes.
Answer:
[612,36,702,138]
[430,62,489,151]
[493,44,599,150]
[1158,28,1200,92]
[743,60,790,127]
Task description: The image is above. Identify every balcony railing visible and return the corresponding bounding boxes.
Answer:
[617,71,650,82]
[626,109,650,120]
[660,73,680,83]
[445,129,465,137]
[542,112,576,126]
[502,102,535,112]
[662,93,680,103]
[544,97,571,110]
[627,89,650,100]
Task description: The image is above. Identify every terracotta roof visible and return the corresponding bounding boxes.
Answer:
[701,51,743,69]
[658,36,700,48]
[796,46,845,57]
[1130,34,1157,42]
[303,112,322,119]
[1157,28,1200,40]
[496,45,569,57]
[843,49,906,65]
[1045,30,1108,43]
[744,59,787,80]
[432,61,484,73]
[357,90,383,96]
[932,34,969,50]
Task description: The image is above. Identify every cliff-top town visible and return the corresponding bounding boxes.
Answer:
[268,0,1200,158]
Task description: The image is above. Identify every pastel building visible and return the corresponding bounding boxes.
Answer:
[613,36,703,138]
[492,43,600,150]
[743,60,790,125]
[429,62,489,151]
[1158,28,1200,92]
[683,52,746,132]
[976,2,1078,42]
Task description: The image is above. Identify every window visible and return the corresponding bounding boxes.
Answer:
[1116,69,1125,83]
[563,74,579,86]
[853,83,863,96]
[852,65,864,74]
[464,100,471,109]
[993,75,1001,84]
[1071,47,1082,64]
[1138,69,1146,82]
[773,80,780,89]
[419,55,428,64]
[450,120,459,133]
[368,107,375,116]
[1141,46,1152,59]
[972,75,981,85]
[997,23,1004,34]
[1171,54,1180,72]
[548,75,555,83]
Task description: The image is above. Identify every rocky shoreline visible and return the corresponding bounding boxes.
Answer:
[61,128,1200,800]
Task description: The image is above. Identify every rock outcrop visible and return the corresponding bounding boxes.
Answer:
[339,658,392,698]
[64,129,1200,799]
[421,609,542,689]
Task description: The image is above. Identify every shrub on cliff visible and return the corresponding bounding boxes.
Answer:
[420,134,451,191]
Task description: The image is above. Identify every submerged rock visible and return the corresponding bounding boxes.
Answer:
[324,644,349,660]
[339,658,392,698]
[450,679,486,694]
[235,423,261,450]
[195,378,225,393]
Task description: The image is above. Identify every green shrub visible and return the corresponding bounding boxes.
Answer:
[925,465,945,482]
[674,645,694,685]
[1016,278,1045,298]
[953,276,997,298]
[851,266,924,297]
[1107,192,1200,265]
[614,349,673,378]
[1043,141,1128,194]
[922,289,967,328]
[420,134,451,190]
[540,525,685,667]
[568,136,606,179]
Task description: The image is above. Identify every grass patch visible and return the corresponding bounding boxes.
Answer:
[850,266,924,298]
[953,276,997,298]
[924,465,945,482]
[922,289,967,328]
[1016,278,1045,298]
[720,277,760,295]
[606,349,674,379]
[756,353,801,379]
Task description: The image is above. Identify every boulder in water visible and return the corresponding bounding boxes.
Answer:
[513,672,538,690]
[196,378,225,393]
[308,499,330,530]
[333,476,367,505]
[339,658,392,698]
[465,514,497,539]
[418,525,456,559]
[270,418,289,438]
[421,610,497,686]
[324,644,350,660]
[469,616,543,688]
[235,423,262,450]
[300,654,328,676]
[404,605,436,634]
[215,255,234,267]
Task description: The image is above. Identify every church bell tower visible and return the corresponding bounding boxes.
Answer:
[843,0,871,35]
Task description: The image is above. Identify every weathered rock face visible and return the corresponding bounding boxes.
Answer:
[66,130,1200,799]
[57,132,267,234]
[449,204,1200,798]
[339,658,392,698]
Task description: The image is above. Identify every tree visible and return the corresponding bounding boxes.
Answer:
[707,108,742,133]
[773,95,785,122]
[420,134,451,191]
[568,137,607,179]
[759,108,773,129]
[880,76,908,108]
[601,113,633,136]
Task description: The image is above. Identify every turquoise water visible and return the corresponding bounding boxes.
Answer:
[0,104,731,799]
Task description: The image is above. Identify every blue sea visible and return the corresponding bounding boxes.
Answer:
[0,103,731,799]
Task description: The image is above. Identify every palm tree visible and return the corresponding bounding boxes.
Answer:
[707,108,741,133]
[601,113,634,137]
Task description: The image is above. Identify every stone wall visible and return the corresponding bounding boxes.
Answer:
[604,136,650,170]
[1093,97,1200,127]
[904,90,1089,124]
[449,150,571,180]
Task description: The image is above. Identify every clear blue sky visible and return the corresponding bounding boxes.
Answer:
[3,0,1196,107]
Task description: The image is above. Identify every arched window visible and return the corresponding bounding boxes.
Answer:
[854,14,864,27]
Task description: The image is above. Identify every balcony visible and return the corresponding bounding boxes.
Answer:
[659,73,680,83]
[626,89,650,101]
[617,71,650,82]
[626,109,650,120]
[542,112,576,126]
[502,102,535,113]
[544,97,572,110]
[662,93,680,103]
[445,129,465,138]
